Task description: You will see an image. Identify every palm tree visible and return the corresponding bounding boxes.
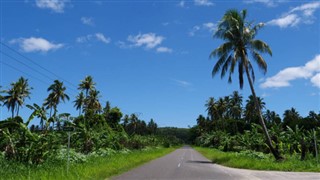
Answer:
[74,91,85,116]
[78,76,96,97]
[210,9,282,160]
[264,109,281,125]
[44,80,69,128]
[283,107,301,129]
[244,95,265,124]
[205,97,218,121]
[216,97,227,119]
[2,77,31,118]
[229,91,243,120]
[84,89,101,114]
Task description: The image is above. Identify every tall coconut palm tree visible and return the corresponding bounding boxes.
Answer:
[78,76,96,97]
[210,9,282,160]
[44,80,69,128]
[2,77,31,118]
[74,91,85,116]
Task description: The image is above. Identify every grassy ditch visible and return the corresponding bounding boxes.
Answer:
[195,147,320,172]
[0,147,177,180]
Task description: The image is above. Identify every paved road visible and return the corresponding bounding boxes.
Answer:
[111,146,320,180]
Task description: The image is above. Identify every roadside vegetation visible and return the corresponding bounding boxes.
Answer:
[191,9,320,171]
[0,147,176,180]
[0,76,182,179]
[195,147,319,172]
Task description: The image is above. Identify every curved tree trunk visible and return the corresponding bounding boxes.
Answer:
[244,64,284,161]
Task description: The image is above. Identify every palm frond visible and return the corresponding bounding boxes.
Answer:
[250,40,272,56]
[252,51,267,74]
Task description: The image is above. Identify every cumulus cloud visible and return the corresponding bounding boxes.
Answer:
[9,37,63,53]
[35,0,68,13]
[156,47,173,53]
[189,22,216,36]
[81,17,94,26]
[127,33,164,49]
[194,0,214,6]
[310,73,320,88]
[267,2,320,28]
[76,33,111,44]
[118,33,172,53]
[260,55,320,89]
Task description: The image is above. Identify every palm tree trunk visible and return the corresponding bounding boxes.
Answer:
[244,65,283,161]
[11,106,14,119]
[16,106,20,117]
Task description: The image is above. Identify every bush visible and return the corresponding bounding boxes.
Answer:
[54,148,87,163]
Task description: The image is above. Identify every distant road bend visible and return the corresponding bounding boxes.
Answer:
[112,146,320,180]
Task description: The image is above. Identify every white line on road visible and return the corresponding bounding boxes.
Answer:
[178,163,181,168]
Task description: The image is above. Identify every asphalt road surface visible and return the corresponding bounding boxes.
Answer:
[111,146,320,180]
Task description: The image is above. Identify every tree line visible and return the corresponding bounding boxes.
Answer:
[190,92,320,161]
[0,76,180,164]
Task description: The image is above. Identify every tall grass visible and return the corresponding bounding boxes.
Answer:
[0,147,176,180]
[195,147,320,172]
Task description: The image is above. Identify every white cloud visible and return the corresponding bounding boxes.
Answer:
[178,1,185,8]
[310,73,320,88]
[260,55,320,89]
[267,2,320,28]
[289,2,320,17]
[81,17,94,26]
[194,0,214,6]
[95,33,110,44]
[189,26,201,36]
[127,33,164,49]
[202,22,217,32]
[267,14,301,28]
[172,79,192,88]
[156,47,173,53]
[118,33,172,53]
[189,22,216,37]
[35,0,68,13]
[244,0,278,7]
[76,33,111,44]
[9,37,63,53]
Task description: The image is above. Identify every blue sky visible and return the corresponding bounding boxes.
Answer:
[0,0,319,128]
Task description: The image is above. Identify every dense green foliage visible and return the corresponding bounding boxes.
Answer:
[0,147,176,180]
[0,76,181,179]
[191,92,320,162]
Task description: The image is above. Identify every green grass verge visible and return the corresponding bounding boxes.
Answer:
[195,147,320,172]
[0,147,177,180]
